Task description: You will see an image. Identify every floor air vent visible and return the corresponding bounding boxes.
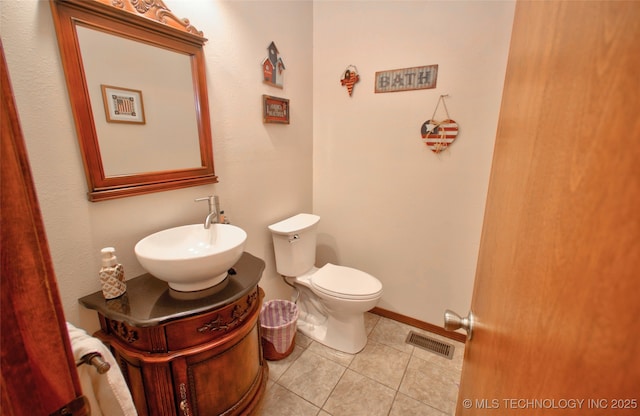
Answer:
[405,331,455,360]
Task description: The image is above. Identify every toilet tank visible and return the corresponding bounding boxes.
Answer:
[268,213,320,276]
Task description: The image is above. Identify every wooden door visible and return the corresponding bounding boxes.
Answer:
[457,1,640,414]
[1,41,89,415]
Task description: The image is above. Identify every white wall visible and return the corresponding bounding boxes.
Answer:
[1,0,313,333]
[2,0,515,334]
[313,1,515,325]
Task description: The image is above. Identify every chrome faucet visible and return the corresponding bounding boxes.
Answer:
[195,195,220,229]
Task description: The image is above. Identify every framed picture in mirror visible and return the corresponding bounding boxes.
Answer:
[101,85,146,124]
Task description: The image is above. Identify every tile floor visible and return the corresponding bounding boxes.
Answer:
[259,313,465,416]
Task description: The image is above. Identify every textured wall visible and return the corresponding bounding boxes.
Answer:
[2,0,515,333]
[312,1,515,326]
[2,0,313,333]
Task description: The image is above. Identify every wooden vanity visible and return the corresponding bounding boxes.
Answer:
[79,252,268,416]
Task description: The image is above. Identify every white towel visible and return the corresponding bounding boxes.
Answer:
[66,322,137,416]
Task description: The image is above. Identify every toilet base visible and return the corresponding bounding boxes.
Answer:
[289,271,379,354]
[297,310,367,354]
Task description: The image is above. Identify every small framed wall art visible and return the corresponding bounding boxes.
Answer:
[262,95,289,124]
[100,84,146,124]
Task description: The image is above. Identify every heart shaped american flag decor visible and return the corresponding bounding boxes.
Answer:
[421,119,459,153]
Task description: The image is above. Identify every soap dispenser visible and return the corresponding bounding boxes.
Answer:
[99,247,126,299]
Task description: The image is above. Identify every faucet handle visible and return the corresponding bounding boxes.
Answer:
[195,195,214,202]
[195,195,219,213]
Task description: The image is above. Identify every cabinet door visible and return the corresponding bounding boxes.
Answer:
[105,343,177,416]
[102,293,267,416]
[175,321,266,415]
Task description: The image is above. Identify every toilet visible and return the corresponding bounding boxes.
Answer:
[268,213,383,354]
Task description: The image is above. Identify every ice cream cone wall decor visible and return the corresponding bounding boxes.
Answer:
[340,65,360,97]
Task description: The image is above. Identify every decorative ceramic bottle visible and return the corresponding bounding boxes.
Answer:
[99,247,126,299]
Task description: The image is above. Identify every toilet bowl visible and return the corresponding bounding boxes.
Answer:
[268,214,383,354]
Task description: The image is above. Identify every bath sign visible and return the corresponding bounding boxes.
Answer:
[374,64,438,93]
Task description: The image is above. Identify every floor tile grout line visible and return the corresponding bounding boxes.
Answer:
[318,364,349,413]
[263,314,461,416]
[272,378,323,414]
[396,339,413,398]
[386,390,401,416]
[317,331,418,413]
[277,346,349,412]
[270,339,328,413]
[346,343,411,392]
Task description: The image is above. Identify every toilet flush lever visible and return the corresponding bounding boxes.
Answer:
[288,234,300,243]
[444,309,475,341]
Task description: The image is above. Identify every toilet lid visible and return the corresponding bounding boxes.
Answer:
[310,263,383,299]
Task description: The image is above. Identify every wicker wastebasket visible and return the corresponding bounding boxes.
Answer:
[260,300,298,361]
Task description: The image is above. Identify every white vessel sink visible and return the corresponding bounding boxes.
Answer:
[134,224,247,292]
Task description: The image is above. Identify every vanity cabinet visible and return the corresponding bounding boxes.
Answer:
[79,252,268,416]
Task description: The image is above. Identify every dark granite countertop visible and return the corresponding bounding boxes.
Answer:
[79,252,265,327]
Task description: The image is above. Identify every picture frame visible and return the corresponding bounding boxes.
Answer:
[101,85,146,124]
[262,95,289,124]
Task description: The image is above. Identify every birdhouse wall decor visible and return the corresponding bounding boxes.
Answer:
[262,41,285,88]
[420,95,459,154]
[340,65,360,97]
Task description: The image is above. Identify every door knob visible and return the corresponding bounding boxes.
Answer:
[444,309,474,340]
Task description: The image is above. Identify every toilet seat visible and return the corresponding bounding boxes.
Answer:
[310,263,382,300]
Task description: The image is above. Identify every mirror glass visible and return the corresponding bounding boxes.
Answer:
[77,25,202,176]
[51,0,217,201]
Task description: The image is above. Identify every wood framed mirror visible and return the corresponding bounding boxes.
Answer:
[50,0,217,201]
